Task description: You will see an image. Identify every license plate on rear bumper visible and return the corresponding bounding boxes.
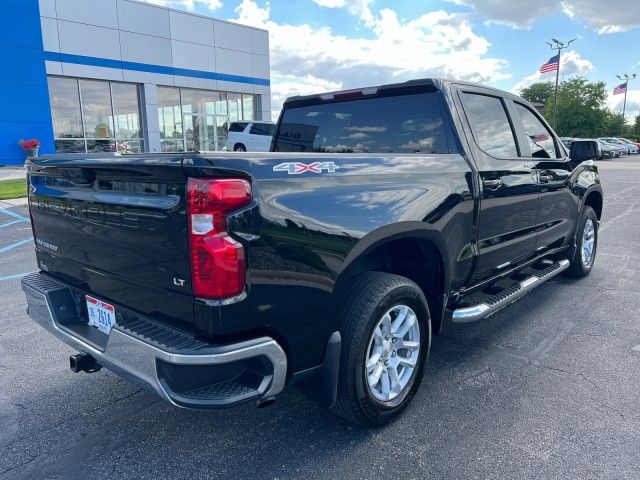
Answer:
[86,295,116,335]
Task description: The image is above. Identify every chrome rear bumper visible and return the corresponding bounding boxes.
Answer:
[21,272,287,408]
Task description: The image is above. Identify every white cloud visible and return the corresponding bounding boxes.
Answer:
[608,90,640,123]
[447,0,557,28]
[269,74,343,119]
[233,0,510,117]
[512,50,594,93]
[138,0,222,11]
[312,0,375,26]
[446,0,640,33]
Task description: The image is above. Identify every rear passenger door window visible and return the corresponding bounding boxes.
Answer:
[513,103,560,159]
[460,93,519,158]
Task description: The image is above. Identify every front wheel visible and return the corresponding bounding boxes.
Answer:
[566,206,598,277]
[332,272,431,426]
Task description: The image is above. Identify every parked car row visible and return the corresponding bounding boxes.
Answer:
[600,137,640,155]
[560,136,639,159]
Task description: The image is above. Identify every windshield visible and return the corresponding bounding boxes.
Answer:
[273,92,454,154]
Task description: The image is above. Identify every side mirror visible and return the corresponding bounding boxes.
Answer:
[570,140,601,162]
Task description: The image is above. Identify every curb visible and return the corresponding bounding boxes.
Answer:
[0,197,28,208]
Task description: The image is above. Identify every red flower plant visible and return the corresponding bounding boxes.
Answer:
[19,139,41,150]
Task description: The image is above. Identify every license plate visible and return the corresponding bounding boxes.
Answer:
[86,295,116,335]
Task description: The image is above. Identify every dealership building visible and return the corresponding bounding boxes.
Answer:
[0,0,271,165]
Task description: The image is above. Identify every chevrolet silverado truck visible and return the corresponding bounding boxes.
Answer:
[21,79,603,426]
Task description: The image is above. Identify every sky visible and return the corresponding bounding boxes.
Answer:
[142,0,640,122]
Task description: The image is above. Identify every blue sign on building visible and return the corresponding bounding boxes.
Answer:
[0,0,55,165]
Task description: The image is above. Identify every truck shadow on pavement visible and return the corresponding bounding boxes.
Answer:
[3,280,586,480]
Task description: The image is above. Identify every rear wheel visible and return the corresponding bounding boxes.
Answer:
[332,272,431,426]
[234,143,247,152]
[566,206,598,277]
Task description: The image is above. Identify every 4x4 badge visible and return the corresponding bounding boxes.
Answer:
[273,162,339,175]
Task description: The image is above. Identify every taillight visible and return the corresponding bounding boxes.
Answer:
[186,178,252,300]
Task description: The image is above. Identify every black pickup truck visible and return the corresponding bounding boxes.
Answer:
[22,79,603,426]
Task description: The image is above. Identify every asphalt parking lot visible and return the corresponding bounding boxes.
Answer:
[1,158,640,480]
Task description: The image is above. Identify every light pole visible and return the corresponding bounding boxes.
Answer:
[616,73,636,133]
[545,38,576,130]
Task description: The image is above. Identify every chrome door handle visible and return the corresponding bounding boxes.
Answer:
[539,174,553,183]
[483,178,503,189]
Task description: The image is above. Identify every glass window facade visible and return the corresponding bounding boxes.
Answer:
[112,83,144,154]
[157,87,184,153]
[47,76,143,154]
[48,77,260,155]
[157,86,256,153]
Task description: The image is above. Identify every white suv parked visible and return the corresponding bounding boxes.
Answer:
[226,121,276,152]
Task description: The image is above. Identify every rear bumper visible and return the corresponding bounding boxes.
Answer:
[21,272,287,408]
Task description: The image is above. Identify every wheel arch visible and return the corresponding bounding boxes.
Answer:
[583,189,603,220]
[336,223,451,334]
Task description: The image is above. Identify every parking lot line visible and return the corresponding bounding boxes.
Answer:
[0,207,28,221]
[0,218,29,228]
[0,271,36,281]
[0,237,33,253]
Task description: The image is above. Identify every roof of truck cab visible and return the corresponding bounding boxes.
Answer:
[282,78,525,107]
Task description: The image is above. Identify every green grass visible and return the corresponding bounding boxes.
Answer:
[0,179,27,200]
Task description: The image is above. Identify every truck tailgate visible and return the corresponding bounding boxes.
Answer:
[28,155,195,329]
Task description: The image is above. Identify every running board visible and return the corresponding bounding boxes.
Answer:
[452,259,570,323]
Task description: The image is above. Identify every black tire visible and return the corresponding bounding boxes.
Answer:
[332,272,431,427]
[234,144,247,152]
[565,206,598,277]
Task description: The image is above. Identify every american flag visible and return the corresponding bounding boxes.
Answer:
[530,133,550,142]
[613,83,627,95]
[539,54,559,74]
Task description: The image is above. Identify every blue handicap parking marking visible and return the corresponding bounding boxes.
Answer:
[0,271,36,281]
[0,218,29,229]
[0,237,33,254]
[0,208,28,221]
[0,208,33,252]
[0,208,34,280]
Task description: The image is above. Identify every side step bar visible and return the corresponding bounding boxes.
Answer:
[452,259,570,323]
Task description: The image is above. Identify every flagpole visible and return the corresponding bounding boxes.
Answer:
[617,74,637,134]
[545,38,576,131]
[622,79,628,121]
[553,50,561,130]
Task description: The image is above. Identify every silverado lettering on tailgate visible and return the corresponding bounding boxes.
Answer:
[31,197,165,231]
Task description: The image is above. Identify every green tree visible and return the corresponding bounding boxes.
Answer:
[601,110,626,137]
[520,82,555,106]
[632,114,640,140]
[544,77,609,137]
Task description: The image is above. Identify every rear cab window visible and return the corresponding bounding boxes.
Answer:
[273,89,457,154]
